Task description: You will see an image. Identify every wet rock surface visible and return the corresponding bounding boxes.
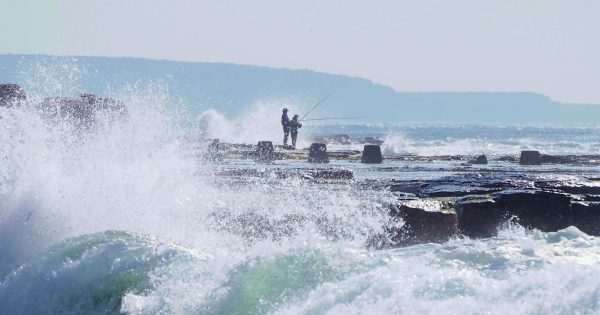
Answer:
[1,84,127,128]
[361,145,383,164]
[454,195,503,238]
[37,94,127,129]
[214,167,354,180]
[386,201,458,247]
[207,211,364,244]
[203,146,600,248]
[469,154,488,165]
[0,84,27,107]
[308,143,329,163]
[571,202,600,235]
[255,141,275,162]
[383,171,600,243]
[520,150,541,165]
[493,190,573,232]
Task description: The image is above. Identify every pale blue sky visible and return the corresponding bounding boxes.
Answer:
[1,0,599,103]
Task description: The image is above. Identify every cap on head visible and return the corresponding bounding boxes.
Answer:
[293,114,299,119]
[283,108,288,112]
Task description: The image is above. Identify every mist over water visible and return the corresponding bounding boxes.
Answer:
[196,100,311,147]
[2,61,600,314]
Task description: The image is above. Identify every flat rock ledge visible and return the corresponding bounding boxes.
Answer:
[372,173,600,248]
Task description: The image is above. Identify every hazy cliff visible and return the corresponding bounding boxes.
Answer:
[1,54,598,123]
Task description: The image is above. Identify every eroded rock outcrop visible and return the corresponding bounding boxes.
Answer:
[454,195,503,238]
[493,190,573,232]
[469,154,488,165]
[571,202,600,235]
[1,83,127,129]
[308,143,329,163]
[0,84,27,107]
[371,200,458,248]
[383,172,600,245]
[37,93,127,129]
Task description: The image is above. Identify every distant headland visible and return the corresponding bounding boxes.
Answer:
[1,54,599,124]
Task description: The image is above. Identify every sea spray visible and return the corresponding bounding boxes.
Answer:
[0,73,238,278]
[195,99,312,147]
[0,62,391,314]
[16,56,86,98]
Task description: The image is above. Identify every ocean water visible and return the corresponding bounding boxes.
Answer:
[3,79,600,314]
[196,107,600,156]
[308,124,600,156]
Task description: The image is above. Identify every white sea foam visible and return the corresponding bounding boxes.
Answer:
[380,130,600,156]
[195,100,312,147]
[4,225,599,314]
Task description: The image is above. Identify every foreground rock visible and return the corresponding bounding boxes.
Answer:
[208,211,364,244]
[454,195,502,238]
[214,167,353,180]
[469,154,488,165]
[381,172,600,243]
[207,153,600,248]
[520,150,541,165]
[37,93,127,128]
[0,84,27,107]
[1,83,127,129]
[308,143,329,163]
[494,190,572,232]
[571,202,600,235]
[390,200,458,246]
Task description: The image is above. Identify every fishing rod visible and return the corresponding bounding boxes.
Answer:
[300,89,338,121]
[302,117,364,122]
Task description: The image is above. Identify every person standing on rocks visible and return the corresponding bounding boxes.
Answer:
[281,108,290,146]
[290,114,302,148]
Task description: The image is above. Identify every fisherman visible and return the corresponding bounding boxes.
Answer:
[281,108,290,145]
[289,114,303,148]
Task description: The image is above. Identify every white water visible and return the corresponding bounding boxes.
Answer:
[0,78,389,313]
[2,63,600,314]
[381,132,600,157]
[196,100,311,148]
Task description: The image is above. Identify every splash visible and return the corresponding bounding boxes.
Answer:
[4,226,600,314]
[381,127,600,156]
[0,58,387,283]
[16,56,86,98]
[0,82,223,277]
[196,108,235,141]
[195,99,312,147]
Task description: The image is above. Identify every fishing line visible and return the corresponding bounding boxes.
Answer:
[302,117,364,122]
[300,89,339,121]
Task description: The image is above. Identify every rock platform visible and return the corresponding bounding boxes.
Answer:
[200,140,600,248]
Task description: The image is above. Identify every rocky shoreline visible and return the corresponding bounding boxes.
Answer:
[205,140,600,248]
[4,82,599,249]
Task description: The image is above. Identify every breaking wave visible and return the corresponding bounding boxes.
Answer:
[2,228,600,314]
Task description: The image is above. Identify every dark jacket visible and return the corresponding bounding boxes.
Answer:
[290,119,302,132]
[281,113,290,127]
